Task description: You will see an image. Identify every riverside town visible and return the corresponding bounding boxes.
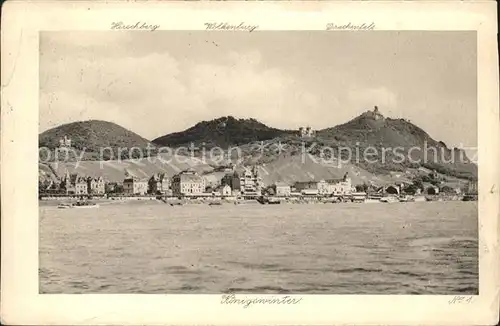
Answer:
[39,166,479,207]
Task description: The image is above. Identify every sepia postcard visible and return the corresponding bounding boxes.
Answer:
[1,1,499,325]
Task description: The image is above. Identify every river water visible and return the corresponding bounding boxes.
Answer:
[39,201,478,294]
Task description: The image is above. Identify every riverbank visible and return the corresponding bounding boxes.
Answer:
[39,195,473,207]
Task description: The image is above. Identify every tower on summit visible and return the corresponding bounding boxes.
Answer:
[59,135,72,148]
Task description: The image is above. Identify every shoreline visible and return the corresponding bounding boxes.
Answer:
[39,196,473,207]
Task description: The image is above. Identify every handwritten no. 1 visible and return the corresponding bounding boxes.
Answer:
[448,295,475,304]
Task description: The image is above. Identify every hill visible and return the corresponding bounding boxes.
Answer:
[314,107,477,179]
[39,120,153,161]
[152,116,295,148]
[39,108,477,182]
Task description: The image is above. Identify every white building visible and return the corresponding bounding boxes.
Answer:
[123,177,148,195]
[220,184,232,196]
[323,172,353,195]
[171,169,206,196]
[239,166,263,197]
[274,182,291,197]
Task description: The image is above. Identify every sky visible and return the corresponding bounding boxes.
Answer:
[39,31,477,149]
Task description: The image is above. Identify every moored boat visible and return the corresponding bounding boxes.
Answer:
[462,194,478,201]
[399,195,415,202]
[351,192,367,203]
[380,196,399,203]
[267,197,281,204]
[72,200,99,208]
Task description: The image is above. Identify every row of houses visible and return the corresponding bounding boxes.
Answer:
[44,169,232,197]
[293,172,353,196]
[41,166,478,198]
[119,169,236,197]
[60,172,106,195]
[41,167,354,198]
[266,172,353,197]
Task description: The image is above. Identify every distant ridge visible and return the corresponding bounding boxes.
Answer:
[39,108,477,181]
[152,116,295,148]
[314,106,476,179]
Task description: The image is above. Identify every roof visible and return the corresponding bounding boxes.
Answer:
[275,182,290,187]
[75,177,87,184]
[215,184,231,191]
[124,177,148,183]
[67,174,87,184]
[150,173,169,182]
[178,173,204,183]
[294,181,317,185]
[325,178,345,184]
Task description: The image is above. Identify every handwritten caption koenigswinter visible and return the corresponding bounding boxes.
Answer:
[111,22,160,31]
[221,294,303,308]
[326,22,375,31]
[205,22,259,32]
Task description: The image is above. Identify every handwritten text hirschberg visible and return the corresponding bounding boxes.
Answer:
[111,22,159,32]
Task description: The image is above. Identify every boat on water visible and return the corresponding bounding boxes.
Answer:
[380,196,399,203]
[462,194,478,201]
[351,192,367,203]
[208,201,222,206]
[365,194,383,203]
[399,195,415,202]
[73,200,99,208]
[58,201,99,209]
[267,197,282,204]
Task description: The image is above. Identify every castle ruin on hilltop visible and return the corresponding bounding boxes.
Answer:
[59,136,72,148]
[298,126,316,138]
[363,106,385,121]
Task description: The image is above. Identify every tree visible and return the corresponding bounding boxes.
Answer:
[430,180,441,186]
[440,185,454,194]
[413,179,424,191]
[421,175,432,183]
[403,184,418,195]
[355,183,369,192]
